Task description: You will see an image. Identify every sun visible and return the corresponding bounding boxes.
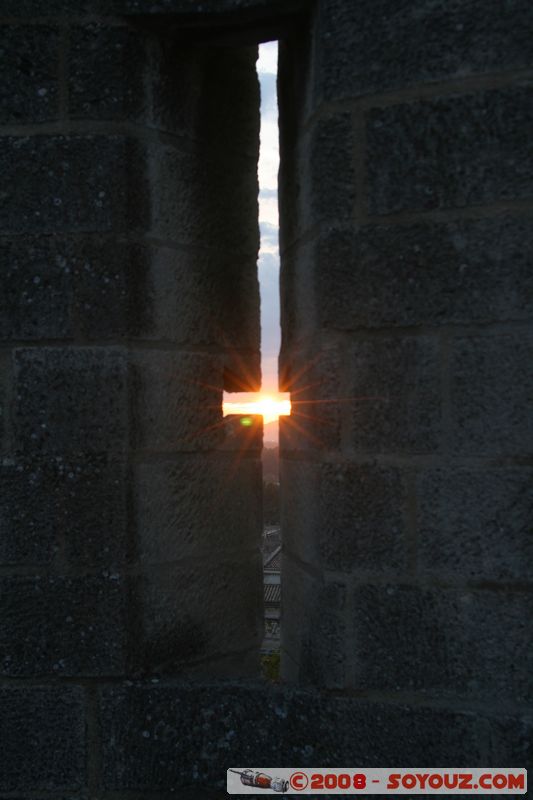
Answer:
[223,393,291,424]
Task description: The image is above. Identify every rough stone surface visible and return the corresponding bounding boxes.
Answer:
[0,136,146,234]
[0,236,140,341]
[0,25,60,123]
[281,113,356,246]
[0,455,128,566]
[69,24,147,120]
[131,350,223,452]
[279,239,317,355]
[151,43,260,158]
[0,0,307,14]
[418,467,533,581]
[99,682,526,791]
[281,556,346,689]
[282,460,408,576]
[124,0,307,14]
[346,337,441,454]
[279,458,319,564]
[0,354,9,452]
[0,575,127,676]
[133,557,263,673]
[319,462,408,573]
[314,0,533,102]
[13,347,128,454]
[278,30,315,247]
[316,217,533,329]
[279,345,342,452]
[220,413,263,452]
[135,454,261,563]
[367,87,533,214]
[350,585,533,703]
[138,243,260,349]
[69,239,140,339]
[0,237,70,340]
[307,113,356,224]
[0,687,85,791]
[151,144,258,255]
[451,333,533,456]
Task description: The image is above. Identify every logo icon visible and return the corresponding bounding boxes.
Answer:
[229,769,289,792]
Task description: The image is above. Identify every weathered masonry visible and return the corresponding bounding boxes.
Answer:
[0,0,532,795]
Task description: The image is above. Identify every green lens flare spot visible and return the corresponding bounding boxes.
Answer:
[240,416,253,427]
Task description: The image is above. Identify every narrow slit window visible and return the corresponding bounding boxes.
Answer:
[223,41,286,675]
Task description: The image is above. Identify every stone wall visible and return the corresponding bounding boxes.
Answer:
[0,5,266,795]
[279,0,533,765]
[0,0,531,795]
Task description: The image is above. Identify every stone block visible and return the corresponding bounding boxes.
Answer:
[100,683,508,790]
[313,0,533,102]
[0,353,10,451]
[284,693,491,768]
[137,243,260,350]
[70,238,141,339]
[0,0,307,14]
[279,239,317,355]
[122,0,307,17]
[307,113,356,225]
[350,585,533,703]
[0,455,128,566]
[316,217,533,329]
[131,350,223,452]
[100,684,284,790]
[151,43,260,159]
[0,235,141,341]
[134,454,261,564]
[0,135,147,234]
[282,555,346,689]
[282,113,356,245]
[0,575,127,676]
[0,25,59,123]
[220,413,262,452]
[367,87,533,214]
[418,467,533,581]
[319,462,408,573]
[279,345,342,452]
[0,236,70,339]
[281,460,408,576]
[280,458,320,565]
[69,24,147,120]
[0,458,54,565]
[346,336,441,454]
[281,112,357,248]
[133,556,263,674]
[451,333,533,456]
[13,347,128,454]
[223,348,261,392]
[150,144,258,256]
[0,687,85,791]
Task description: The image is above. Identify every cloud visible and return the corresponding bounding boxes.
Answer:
[260,221,279,238]
[257,41,278,75]
[259,72,277,121]
[260,221,279,254]
[259,251,279,272]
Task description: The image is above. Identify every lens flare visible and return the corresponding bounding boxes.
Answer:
[223,393,291,424]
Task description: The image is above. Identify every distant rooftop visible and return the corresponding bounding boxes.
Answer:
[263,545,281,571]
[264,583,281,605]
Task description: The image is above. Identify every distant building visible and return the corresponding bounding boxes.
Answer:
[262,545,281,653]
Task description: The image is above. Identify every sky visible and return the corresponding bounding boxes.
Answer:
[257,41,280,395]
